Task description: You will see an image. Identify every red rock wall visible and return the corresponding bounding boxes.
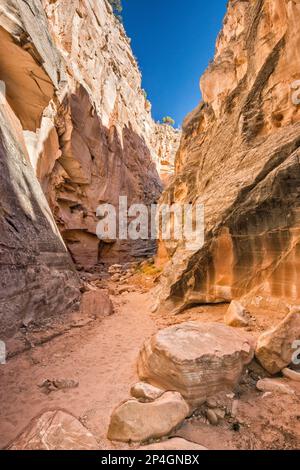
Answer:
[156,0,300,314]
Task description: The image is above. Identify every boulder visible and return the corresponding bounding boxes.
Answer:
[130,382,165,401]
[107,392,189,443]
[80,290,114,318]
[9,410,98,450]
[139,438,207,451]
[224,301,251,328]
[256,379,295,395]
[138,322,255,406]
[255,310,300,374]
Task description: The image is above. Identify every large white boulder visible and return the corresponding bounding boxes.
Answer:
[138,322,255,406]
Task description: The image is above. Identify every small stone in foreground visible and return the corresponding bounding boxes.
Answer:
[130,382,165,401]
[256,378,295,395]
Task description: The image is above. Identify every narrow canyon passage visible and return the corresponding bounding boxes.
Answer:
[1,0,300,453]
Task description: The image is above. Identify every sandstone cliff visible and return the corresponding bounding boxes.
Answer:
[157,0,300,314]
[151,123,181,186]
[0,0,177,336]
[0,0,80,338]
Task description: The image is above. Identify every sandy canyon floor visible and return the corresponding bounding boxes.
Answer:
[1,269,300,451]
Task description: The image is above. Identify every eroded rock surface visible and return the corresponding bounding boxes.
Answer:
[255,310,300,374]
[151,123,181,185]
[0,0,169,274]
[9,410,99,450]
[138,322,255,406]
[0,86,79,339]
[0,0,177,335]
[156,0,300,314]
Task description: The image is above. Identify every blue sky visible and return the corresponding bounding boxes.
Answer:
[122,0,227,127]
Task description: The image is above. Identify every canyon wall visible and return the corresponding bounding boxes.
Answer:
[156,0,300,314]
[0,0,80,338]
[0,0,179,275]
[0,0,178,335]
[151,123,181,186]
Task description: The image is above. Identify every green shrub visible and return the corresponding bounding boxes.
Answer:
[108,0,123,20]
[162,116,175,126]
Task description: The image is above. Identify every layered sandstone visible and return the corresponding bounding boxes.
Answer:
[0,0,178,336]
[156,0,300,314]
[137,322,255,406]
[0,1,80,338]
[151,123,181,185]
[0,0,166,276]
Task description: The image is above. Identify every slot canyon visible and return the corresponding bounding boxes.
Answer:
[0,0,300,452]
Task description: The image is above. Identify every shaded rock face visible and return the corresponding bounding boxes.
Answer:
[156,0,300,314]
[0,2,79,338]
[137,322,255,406]
[9,410,99,450]
[45,86,161,267]
[0,0,163,273]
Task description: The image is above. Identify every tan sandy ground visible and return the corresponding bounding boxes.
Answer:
[0,275,300,450]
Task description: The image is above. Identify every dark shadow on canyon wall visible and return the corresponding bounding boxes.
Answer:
[0,104,80,339]
[41,85,162,268]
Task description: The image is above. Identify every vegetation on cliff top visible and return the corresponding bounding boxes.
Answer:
[162,116,176,126]
[108,0,123,21]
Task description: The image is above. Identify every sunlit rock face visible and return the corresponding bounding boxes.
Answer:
[0,0,164,270]
[38,0,163,266]
[151,124,181,186]
[156,0,300,314]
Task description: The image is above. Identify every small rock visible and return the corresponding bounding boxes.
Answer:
[107,392,189,443]
[256,378,295,395]
[282,368,300,382]
[214,408,226,420]
[206,398,218,409]
[206,409,218,426]
[139,438,207,451]
[117,285,136,295]
[108,264,123,274]
[130,382,165,401]
[80,290,114,318]
[38,379,79,394]
[231,422,241,432]
[224,301,251,328]
[262,392,272,399]
[231,400,239,417]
